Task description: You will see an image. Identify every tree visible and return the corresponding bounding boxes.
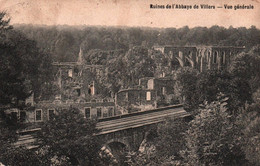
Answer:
[0,118,17,161]
[182,99,247,166]
[123,46,155,87]
[0,108,43,166]
[54,32,76,62]
[104,46,156,91]
[229,45,260,93]
[0,12,12,35]
[237,102,260,165]
[15,24,260,62]
[0,15,53,107]
[174,67,199,112]
[105,55,127,93]
[0,12,48,165]
[126,118,188,166]
[197,70,252,114]
[155,118,188,159]
[175,67,252,114]
[0,147,43,166]
[149,49,173,76]
[243,115,260,165]
[37,108,109,165]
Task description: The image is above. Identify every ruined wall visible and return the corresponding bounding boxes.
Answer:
[116,89,157,111]
[154,45,245,72]
[152,78,175,96]
[139,77,154,89]
[23,99,115,123]
[53,62,106,101]
[196,46,245,71]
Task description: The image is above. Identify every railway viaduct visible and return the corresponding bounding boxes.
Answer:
[97,104,189,150]
[94,104,190,164]
[16,104,190,164]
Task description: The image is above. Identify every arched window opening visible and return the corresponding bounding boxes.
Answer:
[221,51,225,64]
[207,51,211,62]
[213,51,217,64]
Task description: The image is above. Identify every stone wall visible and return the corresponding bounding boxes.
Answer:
[153,45,245,72]
[22,99,115,123]
[53,62,106,101]
[116,89,157,112]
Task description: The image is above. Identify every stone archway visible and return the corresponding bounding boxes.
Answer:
[171,57,182,70]
[185,56,194,68]
[103,140,130,166]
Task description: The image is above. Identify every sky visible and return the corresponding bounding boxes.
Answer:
[0,0,259,28]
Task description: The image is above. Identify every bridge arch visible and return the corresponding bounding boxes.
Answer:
[104,140,130,165]
[105,138,130,150]
[213,51,218,64]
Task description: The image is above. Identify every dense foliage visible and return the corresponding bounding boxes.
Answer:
[183,100,245,166]
[15,25,260,62]
[94,46,165,93]
[0,147,43,166]
[37,108,108,166]
[174,67,199,111]
[0,12,54,166]
[237,103,260,165]
[174,46,260,114]
[0,16,53,107]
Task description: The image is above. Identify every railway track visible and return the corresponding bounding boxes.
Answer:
[97,107,188,134]
[14,105,189,147]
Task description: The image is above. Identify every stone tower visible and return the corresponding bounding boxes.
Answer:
[77,47,83,64]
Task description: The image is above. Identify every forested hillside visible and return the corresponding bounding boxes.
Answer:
[15,25,260,62]
[1,15,259,164]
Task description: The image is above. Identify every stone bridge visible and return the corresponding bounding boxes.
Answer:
[95,104,190,164]
[97,104,188,150]
[15,104,190,164]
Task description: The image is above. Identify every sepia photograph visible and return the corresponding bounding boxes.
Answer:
[0,0,259,165]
